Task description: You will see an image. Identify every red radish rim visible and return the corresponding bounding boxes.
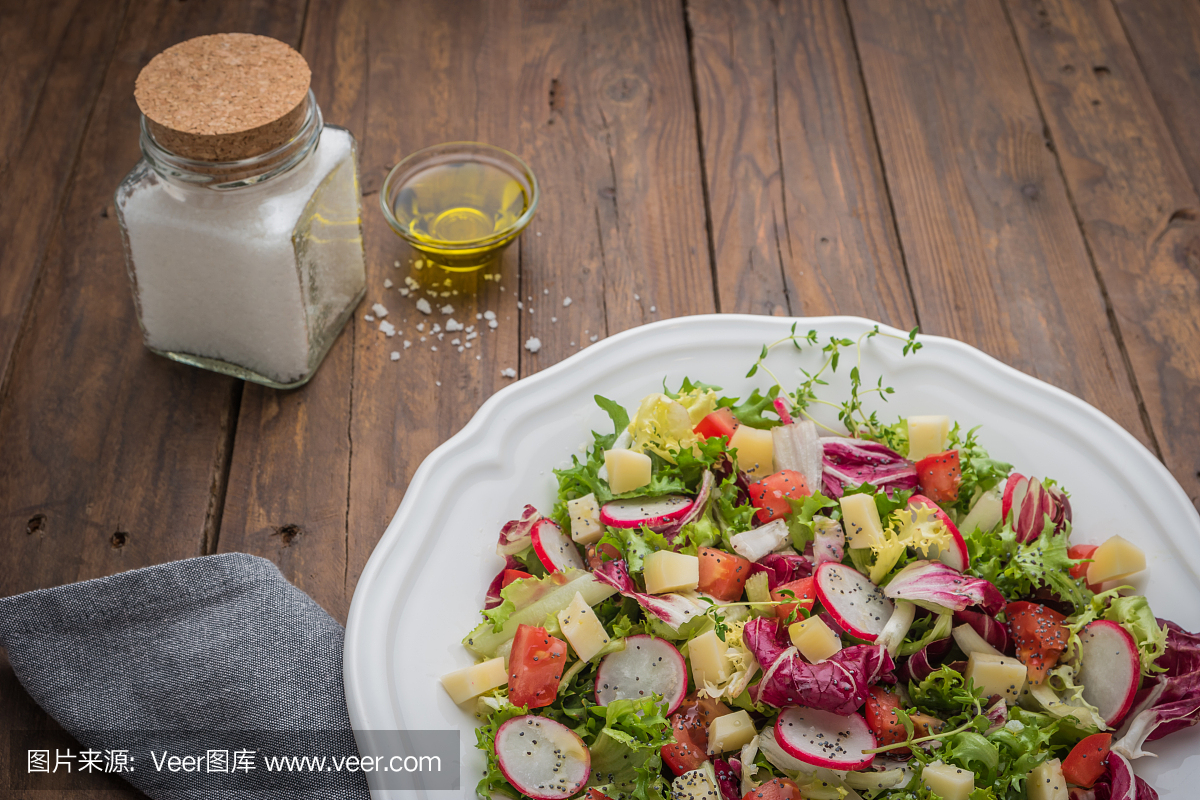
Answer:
[1001,473,1028,523]
[909,494,969,571]
[594,634,688,714]
[599,495,694,529]
[774,706,876,770]
[814,561,894,641]
[532,519,586,572]
[495,715,590,799]
[1078,619,1140,726]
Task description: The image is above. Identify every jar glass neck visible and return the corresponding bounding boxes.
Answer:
[139,91,323,190]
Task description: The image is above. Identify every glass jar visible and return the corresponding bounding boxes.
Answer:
[115,90,366,389]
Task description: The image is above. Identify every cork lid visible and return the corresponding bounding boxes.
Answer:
[135,33,312,162]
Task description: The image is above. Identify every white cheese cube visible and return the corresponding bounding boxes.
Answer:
[788,616,842,662]
[1086,534,1146,584]
[568,493,604,544]
[643,550,700,594]
[708,710,755,754]
[440,657,507,704]
[921,761,975,800]
[690,629,732,689]
[907,415,950,461]
[840,493,886,549]
[557,591,610,661]
[672,766,718,800]
[729,425,774,480]
[965,652,1026,702]
[605,449,652,494]
[1028,758,1067,800]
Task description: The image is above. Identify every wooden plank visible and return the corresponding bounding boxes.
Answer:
[1112,0,1200,196]
[0,0,128,393]
[1005,0,1200,508]
[844,0,1150,448]
[686,0,915,326]
[0,0,309,790]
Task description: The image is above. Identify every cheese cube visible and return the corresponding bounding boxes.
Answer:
[643,551,700,594]
[921,761,975,800]
[690,629,732,689]
[568,493,604,544]
[729,425,774,480]
[440,657,507,704]
[839,493,886,549]
[605,449,652,494]
[1028,758,1068,800]
[557,591,611,661]
[788,616,842,662]
[965,652,1026,702]
[672,767,718,800]
[907,415,950,461]
[707,710,755,754]
[1086,534,1146,585]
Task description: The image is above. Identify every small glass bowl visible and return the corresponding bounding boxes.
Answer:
[380,142,539,273]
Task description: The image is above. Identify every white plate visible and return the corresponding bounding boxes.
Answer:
[344,314,1200,798]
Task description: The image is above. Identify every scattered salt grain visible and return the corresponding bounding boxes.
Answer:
[403,340,412,349]
[476,313,483,320]
[390,351,399,361]
[436,381,441,386]
[466,325,475,333]
[416,298,432,314]
[517,301,524,310]
[570,341,576,346]
[562,297,572,307]
[420,336,426,342]
[457,346,464,353]
[437,333,444,341]
[416,323,425,332]
[399,288,410,296]
[379,320,396,337]
[431,323,442,334]
[590,334,599,342]
[466,331,478,341]
[445,318,464,332]
[372,303,390,317]
[501,368,517,378]
[634,293,640,301]
[483,310,496,321]
[451,338,461,346]
[551,317,558,323]
[393,260,400,267]
[543,288,549,295]
[650,306,656,312]
[363,314,375,322]
[465,342,472,349]
[431,346,438,351]
[488,319,498,329]
[525,337,542,353]
[440,304,454,315]
[383,278,394,289]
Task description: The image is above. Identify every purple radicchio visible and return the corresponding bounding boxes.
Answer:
[748,552,813,590]
[1112,619,1200,759]
[484,556,525,609]
[954,607,1011,654]
[898,637,954,683]
[1002,473,1072,543]
[883,560,1006,614]
[743,617,894,713]
[496,504,541,556]
[1092,752,1159,800]
[712,758,741,800]
[592,559,706,630]
[821,437,918,499]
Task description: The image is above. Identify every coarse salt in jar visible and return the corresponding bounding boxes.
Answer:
[115,33,366,389]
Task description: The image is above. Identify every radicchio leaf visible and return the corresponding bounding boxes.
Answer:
[483,556,524,609]
[743,617,894,713]
[1112,619,1200,758]
[812,517,845,566]
[984,699,1008,734]
[954,608,1011,654]
[496,504,541,556]
[592,559,706,630]
[748,552,813,590]
[1093,752,1159,800]
[660,470,715,541]
[821,437,918,499]
[1002,474,1073,543]
[712,758,741,800]
[898,637,953,683]
[884,560,1006,614]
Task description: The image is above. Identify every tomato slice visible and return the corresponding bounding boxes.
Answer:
[661,719,708,776]
[748,470,811,523]
[698,547,753,601]
[694,407,739,442]
[742,777,803,800]
[501,569,531,588]
[507,624,567,708]
[585,542,621,571]
[1067,544,1103,593]
[1005,601,1068,684]
[863,685,909,748]
[1062,732,1112,789]
[585,790,616,800]
[671,694,733,751]
[915,450,962,503]
[771,577,816,619]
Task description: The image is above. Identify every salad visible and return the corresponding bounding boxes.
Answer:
[440,327,1200,800]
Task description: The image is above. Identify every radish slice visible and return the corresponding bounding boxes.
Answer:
[532,520,586,572]
[599,495,694,530]
[495,715,590,799]
[774,706,876,770]
[1001,474,1029,527]
[908,494,969,571]
[595,635,687,714]
[1078,619,1141,726]
[814,561,894,641]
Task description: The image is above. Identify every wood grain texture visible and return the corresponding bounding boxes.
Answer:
[1112,0,1200,196]
[687,0,915,326]
[845,0,1149,448]
[1006,0,1200,510]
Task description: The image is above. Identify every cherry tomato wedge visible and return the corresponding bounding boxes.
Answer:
[694,407,739,442]
[698,547,753,602]
[1062,732,1112,789]
[748,470,811,523]
[507,624,567,708]
[585,542,621,571]
[671,694,733,751]
[1006,601,1069,684]
[742,777,803,800]
[1068,544,1103,593]
[661,719,708,776]
[585,790,616,800]
[915,450,962,503]
[501,569,531,588]
[863,686,909,748]
[771,577,816,619]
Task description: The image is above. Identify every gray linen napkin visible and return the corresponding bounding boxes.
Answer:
[0,552,369,798]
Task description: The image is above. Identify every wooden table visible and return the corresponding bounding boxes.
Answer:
[2,0,1198,795]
